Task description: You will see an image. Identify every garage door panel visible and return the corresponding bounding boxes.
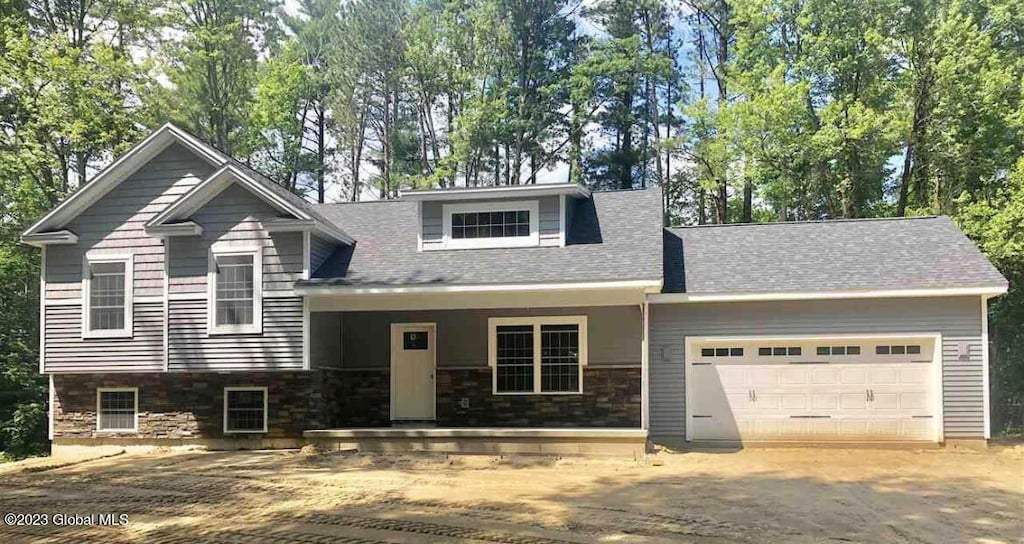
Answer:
[690,338,937,442]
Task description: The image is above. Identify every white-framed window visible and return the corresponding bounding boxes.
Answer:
[96,387,138,432]
[223,387,268,433]
[488,316,587,394]
[208,245,262,335]
[442,200,539,249]
[82,254,133,339]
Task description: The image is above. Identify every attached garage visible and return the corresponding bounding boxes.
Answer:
[650,217,1009,445]
[685,336,941,442]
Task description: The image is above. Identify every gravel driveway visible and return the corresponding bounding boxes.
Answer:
[0,443,1020,543]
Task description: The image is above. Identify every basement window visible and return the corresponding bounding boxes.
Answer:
[489,316,587,394]
[96,388,138,432]
[224,387,268,433]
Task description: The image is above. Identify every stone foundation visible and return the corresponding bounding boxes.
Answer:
[52,372,324,440]
[322,369,391,427]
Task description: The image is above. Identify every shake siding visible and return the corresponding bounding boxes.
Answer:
[44,301,164,372]
[167,297,303,371]
[167,183,304,293]
[648,296,986,439]
[44,144,214,299]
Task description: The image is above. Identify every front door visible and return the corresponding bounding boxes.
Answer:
[390,323,436,421]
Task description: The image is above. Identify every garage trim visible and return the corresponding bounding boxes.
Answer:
[683,332,944,443]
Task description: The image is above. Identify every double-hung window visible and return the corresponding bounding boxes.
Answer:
[489,316,587,394]
[208,247,262,335]
[224,387,268,433]
[442,200,539,249]
[96,388,138,432]
[83,254,133,338]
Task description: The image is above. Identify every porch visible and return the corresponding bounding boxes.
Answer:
[303,427,649,457]
[304,286,650,439]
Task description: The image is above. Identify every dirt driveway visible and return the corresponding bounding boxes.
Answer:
[0,443,1021,543]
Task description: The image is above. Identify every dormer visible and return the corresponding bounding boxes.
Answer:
[402,184,591,251]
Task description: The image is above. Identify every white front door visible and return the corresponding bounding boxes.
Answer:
[390,323,436,421]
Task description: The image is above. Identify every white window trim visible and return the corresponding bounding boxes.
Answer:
[82,253,134,339]
[441,200,540,250]
[95,387,139,433]
[487,315,588,395]
[223,386,268,434]
[207,245,263,335]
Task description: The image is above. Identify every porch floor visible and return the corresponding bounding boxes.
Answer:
[303,428,648,457]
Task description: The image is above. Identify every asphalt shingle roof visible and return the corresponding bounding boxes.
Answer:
[302,188,664,287]
[664,216,1007,294]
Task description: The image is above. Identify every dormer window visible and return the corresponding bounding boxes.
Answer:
[442,200,539,249]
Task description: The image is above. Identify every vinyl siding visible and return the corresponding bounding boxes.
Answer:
[167,183,304,293]
[325,305,641,369]
[648,296,985,440]
[44,301,164,372]
[168,297,304,371]
[420,196,562,248]
[309,235,335,275]
[44,144,214,299]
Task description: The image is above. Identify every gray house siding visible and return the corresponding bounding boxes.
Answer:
[309,234,335,275]
[327,305,641,369]
[167,297,304,371]
[44,144,214,299]
[167,183,304,293]
[648,296,985,440]
[420,196,562,249]
[44,301,164,372]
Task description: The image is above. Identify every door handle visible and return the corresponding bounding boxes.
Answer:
[866,389,874,402]
[870,389,874,402]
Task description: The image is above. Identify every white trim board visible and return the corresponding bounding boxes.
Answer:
[298,279,662,296]
[649,286,1008,304]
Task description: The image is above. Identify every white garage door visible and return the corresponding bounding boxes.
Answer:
[689,337,938,442]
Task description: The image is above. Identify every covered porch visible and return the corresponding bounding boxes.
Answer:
[302,282,655,454]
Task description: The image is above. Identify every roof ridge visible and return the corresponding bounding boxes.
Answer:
[669,215,943,229]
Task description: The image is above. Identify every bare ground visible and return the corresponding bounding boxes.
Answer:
[0,443,1021,543]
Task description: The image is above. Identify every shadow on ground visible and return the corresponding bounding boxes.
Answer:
[0,446,1020,543]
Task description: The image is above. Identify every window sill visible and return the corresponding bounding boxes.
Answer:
[208,326,263,336]
[95,429,138,434]
[224,429,268,434]
[424,238,541,251]
[82,330,133,340]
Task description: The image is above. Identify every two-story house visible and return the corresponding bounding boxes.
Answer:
[22,124,1008,456]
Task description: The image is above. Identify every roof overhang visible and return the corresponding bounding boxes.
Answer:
[21,230,79,247]
[21,123,228,243]
[301,279,662,312]
[147,164,354,245]
[648,285,1009,304]
[400,183,590,202]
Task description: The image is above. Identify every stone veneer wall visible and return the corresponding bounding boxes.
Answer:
[436,367,641,427]
[52,372,324,439]
[52,367,641,436]
[325,367,641,428]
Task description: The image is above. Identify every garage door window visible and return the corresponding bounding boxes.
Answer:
[876,345,921,355]
[758,347,801,356]
[817,346,861,356]
[701,347,743,357]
